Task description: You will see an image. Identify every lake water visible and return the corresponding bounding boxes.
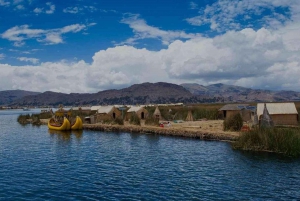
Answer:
[0,110,300,200]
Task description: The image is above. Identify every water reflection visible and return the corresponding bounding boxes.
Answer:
[48,129,83,141]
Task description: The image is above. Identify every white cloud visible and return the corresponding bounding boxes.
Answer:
[33,7,43,13]
[33,2,55,14]
[13,0,23,4]
[15,4,25,10]
[45,2,55,14]
[1,24,90,45]
[120,14,201,45]
[0,53,5,59]
[189,2,198,10]
[186,0,298,32]
[63,5,98,14]
[17,57,39,64]
[1,13,300,93]
[63,6,80,14]
[0,0,10,6]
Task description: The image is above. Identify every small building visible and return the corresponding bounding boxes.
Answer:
[186,110,194,121]
[219,104,255,122]
[72,106,91,115]
[95,106,121,123]
[91,106,102,111]
[126,106,149,120]
[153,106,162,120]
[257,103,298,126]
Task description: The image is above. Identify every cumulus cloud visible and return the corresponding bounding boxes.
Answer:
[186,0,298,32]
[63,6,81,14]
[189,2,198,10]
[1,23,92,45]
[17,57,39,64]
[0,0,10,6]
[120,14,201,45]
[33,2,55,14]
[1,12,300,93]
[63,6,98,14]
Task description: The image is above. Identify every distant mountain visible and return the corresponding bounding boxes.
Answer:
[3,82,300,107]
[0,90,40,106]
[181,83,300,102]
[11,82,203,106]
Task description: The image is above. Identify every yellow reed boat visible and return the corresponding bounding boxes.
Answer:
[48,117,71,131]
[71,116,83,130]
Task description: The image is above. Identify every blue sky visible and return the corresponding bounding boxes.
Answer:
[1,0,300,93]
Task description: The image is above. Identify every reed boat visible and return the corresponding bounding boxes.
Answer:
[48,117,71,131]
[71,116,83,130]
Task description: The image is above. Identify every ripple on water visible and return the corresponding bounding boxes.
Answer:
[1,111,300,200]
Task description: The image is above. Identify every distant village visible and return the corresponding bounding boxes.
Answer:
[35,102,299,128]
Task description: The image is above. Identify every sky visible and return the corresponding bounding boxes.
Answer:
[1,0,300,93]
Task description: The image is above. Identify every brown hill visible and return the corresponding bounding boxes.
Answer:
[12,82,195,106]
[0,90,40,106]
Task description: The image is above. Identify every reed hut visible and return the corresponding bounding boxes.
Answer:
[72,106,91,115]
[186,110,194,121]
[95,106,121,123]
[257,103,298,126]
[219,104,255,122]
[153,106,162,120]
[126,106,149,120]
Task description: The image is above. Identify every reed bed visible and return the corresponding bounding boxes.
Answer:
[232,128,300,157]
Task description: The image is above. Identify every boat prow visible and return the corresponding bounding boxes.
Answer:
[48,117,71,131]
[71,116,83,130]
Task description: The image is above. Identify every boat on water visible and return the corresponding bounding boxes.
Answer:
[23,107,30,111]
[71,116,83,130]
[47,106,83,131]
[48,117,71,131]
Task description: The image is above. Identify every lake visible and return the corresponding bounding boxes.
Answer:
[0,109,300,200]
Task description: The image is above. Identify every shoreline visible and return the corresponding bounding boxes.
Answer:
[40,119,239,141]
[83,124,239,141]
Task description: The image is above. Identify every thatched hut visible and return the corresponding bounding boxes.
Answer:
[72,106,91,115]
[186,110,194,121]
[219,104,255,122]
[126,106,149,120]
[153,106,162,120]
[257,103,298,126]
[95,106,121,123]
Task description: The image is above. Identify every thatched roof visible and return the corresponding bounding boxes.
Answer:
[257,103,298,118]
[91,106,102,111]
[153,106,161,116]
[97,106,115,114]
[127,106,144,113]
[186,110,194,121]
[219,104,249,111]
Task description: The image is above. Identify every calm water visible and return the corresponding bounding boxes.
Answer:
[0,110,300,200]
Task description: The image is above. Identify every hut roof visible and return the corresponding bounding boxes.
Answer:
[153,107,161,115]
[257,103,298,118]
[97,106,115,114]
[219,104,249,111]
[127,106,144,113]
[91,106,102,111]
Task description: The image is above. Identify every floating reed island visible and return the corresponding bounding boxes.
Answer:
[83,123,239,141]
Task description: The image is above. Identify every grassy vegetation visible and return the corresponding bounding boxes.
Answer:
[232,128,300,157]
[223,113,243,131]
[145,104,223,121]
[129,113,141,126]
[145,116,159,126]
[17,114,31,125]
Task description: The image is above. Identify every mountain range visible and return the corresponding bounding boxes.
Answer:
[1,82,300,106]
